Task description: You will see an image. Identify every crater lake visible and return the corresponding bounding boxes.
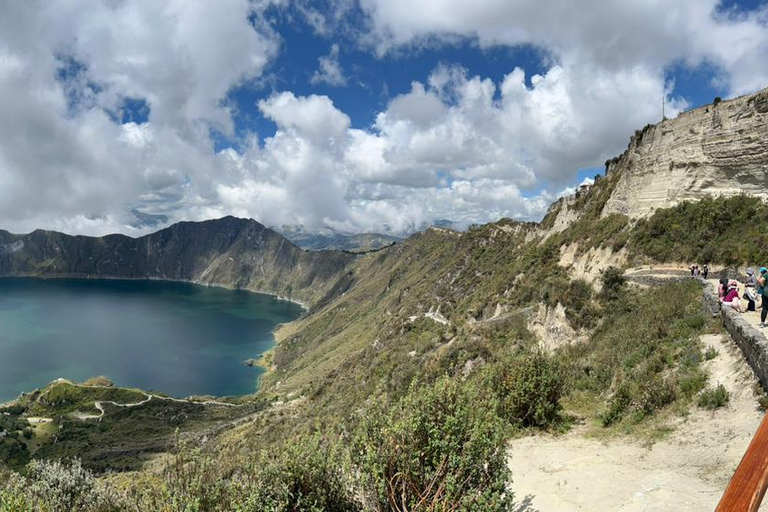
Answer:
[0,277,303,402]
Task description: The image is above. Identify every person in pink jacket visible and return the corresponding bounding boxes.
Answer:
[721,280,742,312]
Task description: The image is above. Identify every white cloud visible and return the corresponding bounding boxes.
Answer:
[358,0,768,95]
[0,0,767,238]
[311,44,348,87]
[0,0,277,236]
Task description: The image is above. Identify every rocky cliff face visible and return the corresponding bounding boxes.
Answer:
[603,87,768,218]
[0,217,354,306]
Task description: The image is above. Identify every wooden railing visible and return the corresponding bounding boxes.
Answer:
[717,413,768,511]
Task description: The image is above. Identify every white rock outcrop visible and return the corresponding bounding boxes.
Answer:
[603,88,768,218]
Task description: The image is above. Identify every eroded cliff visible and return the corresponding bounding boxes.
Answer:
[603,87,768,218]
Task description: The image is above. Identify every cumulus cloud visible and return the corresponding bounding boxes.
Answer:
[311,44,348,87]
[358,0,768,95]
[0,0,767,237]
[0,0,276,235]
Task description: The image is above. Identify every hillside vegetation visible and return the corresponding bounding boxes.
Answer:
[630,195,768,265]
[0,280,711,510]
[0,158,760,509]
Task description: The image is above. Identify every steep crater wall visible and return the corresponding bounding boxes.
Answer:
[604,88,768,219]
[0,217,355,307]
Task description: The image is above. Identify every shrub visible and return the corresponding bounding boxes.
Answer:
[354,378,512,511]
[133,434,358,511]
[561,279,601,330]
[0,459,130,511]
[704,347,718,361]
[637,376,677,415]
[601,384,632,426]
[563,281,708,426]
[600,266,626,302]
[487,352,564,429]
[0,470,31,512]
[246,435,358,511]
[698,384,730,409]
[629,195,768,265]
[677,369,708,399]
[714,96,722,105]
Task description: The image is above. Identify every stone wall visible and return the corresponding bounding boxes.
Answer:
[703,281,768,390]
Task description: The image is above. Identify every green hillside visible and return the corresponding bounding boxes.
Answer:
[1,169,764,510]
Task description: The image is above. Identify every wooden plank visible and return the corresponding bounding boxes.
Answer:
[718,413,768,511]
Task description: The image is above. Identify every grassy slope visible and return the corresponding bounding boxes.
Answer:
[629,195,768,265]
[250,165,736,450]
[260,169,627,412]
[1,381,263,473]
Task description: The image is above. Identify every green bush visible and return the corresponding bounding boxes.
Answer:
[600,266,626,302]
[246,435,358,511]
[677,369,708,399]
[487,352,564,429]
[134,434,358,511]
[637,376,677,415]
[630,195,768,265]
[601,384,632,426]
[563,280,708,426]
[354,378,512,511]
[561,280,601,330]
[698,384,730,409]
[0,459,129,511]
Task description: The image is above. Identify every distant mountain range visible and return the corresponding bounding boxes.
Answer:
[276,221,468,252]
[277,226,400,252]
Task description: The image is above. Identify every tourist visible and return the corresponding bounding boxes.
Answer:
[703,264,709,279]
[745,268,758,312]
[719,276,729,299]
[691,264,696,277]
[721,280,742,312]
[759,268,768,327]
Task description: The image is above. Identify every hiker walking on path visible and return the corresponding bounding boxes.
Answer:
[745,268,758,312]
[703,264,709,279]
[758,268,768,327]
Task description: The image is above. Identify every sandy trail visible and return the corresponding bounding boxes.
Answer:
[508,332,766,511]
[67,388,238,421]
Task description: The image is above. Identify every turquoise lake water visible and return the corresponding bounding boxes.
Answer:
[0,278,303,402]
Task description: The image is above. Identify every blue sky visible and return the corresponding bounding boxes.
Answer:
[1,0,767,236]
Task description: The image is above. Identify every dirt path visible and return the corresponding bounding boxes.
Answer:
[66,387,238,421]
[508,333,766,511]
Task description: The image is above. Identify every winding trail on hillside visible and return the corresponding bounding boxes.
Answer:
[75,392,239,421]
[33,381,239,422]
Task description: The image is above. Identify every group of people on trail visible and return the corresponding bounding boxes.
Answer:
[718,267,768,328]
[690,264,709,279]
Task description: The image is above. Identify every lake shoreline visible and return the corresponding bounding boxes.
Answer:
[0,276,303,402]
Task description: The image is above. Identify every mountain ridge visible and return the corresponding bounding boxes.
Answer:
[0,216,354,306]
